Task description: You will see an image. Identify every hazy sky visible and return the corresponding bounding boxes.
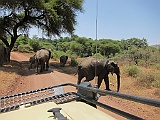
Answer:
[30,0,160,45]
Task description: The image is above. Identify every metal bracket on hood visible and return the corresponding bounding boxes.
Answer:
[47,108,67,120]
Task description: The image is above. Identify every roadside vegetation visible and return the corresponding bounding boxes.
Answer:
[1,35,160,98]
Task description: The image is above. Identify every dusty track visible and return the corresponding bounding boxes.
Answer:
[1,52,160,120]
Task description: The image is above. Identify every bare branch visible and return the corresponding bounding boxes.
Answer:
[0,27,13,37]
[0,36,10,47]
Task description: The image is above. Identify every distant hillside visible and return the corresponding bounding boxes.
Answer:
[151,44,160,48]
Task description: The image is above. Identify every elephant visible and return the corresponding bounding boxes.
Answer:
[76,57,120,92]
[0,45,10,66]
[60,55,68,67]
[29,48,51,73]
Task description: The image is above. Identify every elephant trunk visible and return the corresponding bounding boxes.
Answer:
[117,74,120,92]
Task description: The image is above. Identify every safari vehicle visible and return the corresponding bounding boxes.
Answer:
[0,82,160,120]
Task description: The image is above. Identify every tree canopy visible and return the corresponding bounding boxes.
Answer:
[0,0,84,50]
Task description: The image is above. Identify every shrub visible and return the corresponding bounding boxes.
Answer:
[40,42,55,51]
[18,45,33,53]
[152,63,160,70]
[29,40,41,52]
[93,53,104,59]
[124,65,140,77]
[69,54,78,67]
[69,57,78,67]
[137,72,160,88]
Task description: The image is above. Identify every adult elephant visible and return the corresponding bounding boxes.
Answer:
[60,55,68,67]
[77,57,120,92]
[0,45,10,66]
[29,48,51,74]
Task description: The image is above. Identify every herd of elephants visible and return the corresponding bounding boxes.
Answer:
[0,45,120,92]
[28,48,120,92]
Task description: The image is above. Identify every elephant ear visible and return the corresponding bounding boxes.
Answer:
[110,62,116,67]
[103,59,109,67]
[108,65,114,72]
[111,62,120,74]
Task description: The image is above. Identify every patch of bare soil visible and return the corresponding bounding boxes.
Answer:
[0,52,160,120]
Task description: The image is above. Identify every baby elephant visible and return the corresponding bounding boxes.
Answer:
[60,55,68,67]
[29,48,51,74]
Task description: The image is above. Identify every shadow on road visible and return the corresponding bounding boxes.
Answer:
[0,60,77,76]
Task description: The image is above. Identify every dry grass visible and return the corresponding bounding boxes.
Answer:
[1,55,160,100]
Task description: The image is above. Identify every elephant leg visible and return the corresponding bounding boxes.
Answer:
[77,74,84,85]
[104,75,110,91]
[43,62,46,71]
[46,61,49,71]
[40,63,45,72]
[97,73,107,88]
[97,77,103,88]
[84,75,94,82]
[36,63,39,74]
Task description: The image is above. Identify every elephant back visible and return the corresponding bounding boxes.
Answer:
[79,57,96,68]
[35,49,50,61]
[60,55,68,62]
[79,57,109,67]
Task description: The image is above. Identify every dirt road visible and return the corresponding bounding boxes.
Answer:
[10,52,77,94]
[1,52,160,120]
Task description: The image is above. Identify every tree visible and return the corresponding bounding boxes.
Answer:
[70,41,83,56]
[0,0,84,51]
[121,38,148,50]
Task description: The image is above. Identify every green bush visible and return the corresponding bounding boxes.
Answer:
[29,40,41,52]
[0,41,4,45]
[137,72,160,88]
[152,63,160,70]
[18,45,33,53]
[40,42,55,51]
[51,50,67,60]
[70,57,78,67]
[124,65,140,77]
[93,53,104,59]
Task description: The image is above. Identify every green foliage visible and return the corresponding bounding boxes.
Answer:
[39,42,55,51]
[13,36,30,51]
[57,42,70,52]
[137,72,160,88]
[52,50,67,60]
[69,41,83,56]
[70,57,78,67]
[0,0,84,50]
[93,53,104,59]
[29,40,41,52]
[121,37,148,50]
[122,44,160,66]
[0,40,4,45]
[124,65,140,77]
[152,63,160,70]
[18,44,33,53]
[16,36,29,45]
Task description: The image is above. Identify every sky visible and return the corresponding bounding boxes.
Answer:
[29,0,160,45]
